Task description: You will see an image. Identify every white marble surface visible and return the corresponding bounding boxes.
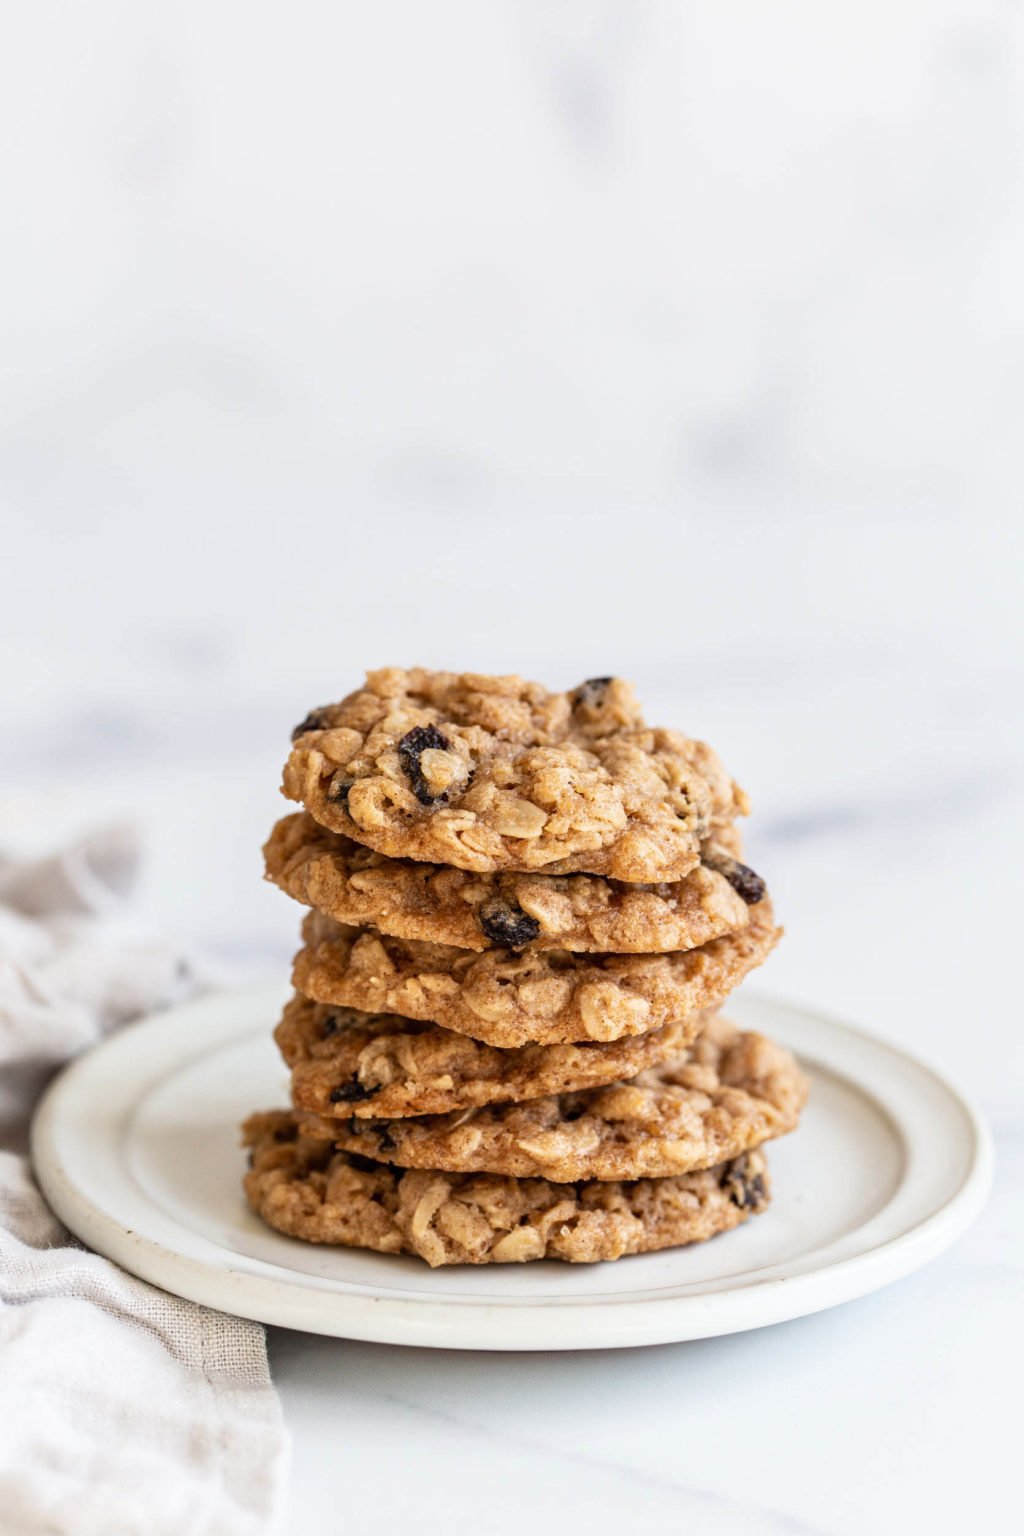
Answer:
[2,3,1023,1532]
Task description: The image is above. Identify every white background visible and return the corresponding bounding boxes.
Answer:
[1,4,1022,1533]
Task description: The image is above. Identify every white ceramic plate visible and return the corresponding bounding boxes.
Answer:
[31,985,991,1351]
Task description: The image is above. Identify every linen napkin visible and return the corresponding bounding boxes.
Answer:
[0,827,286,1536]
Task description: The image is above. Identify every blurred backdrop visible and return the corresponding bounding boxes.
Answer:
[1,4,1021,1103]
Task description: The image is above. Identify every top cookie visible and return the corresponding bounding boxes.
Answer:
[282,669,748,881]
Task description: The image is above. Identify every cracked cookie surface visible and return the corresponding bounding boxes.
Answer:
[292,901,780,1048]
[301,1015,807,1182]
[243,1110,771,1266]
[265,811,753,954]
[283,669,748,881]
[276,993,717,1119]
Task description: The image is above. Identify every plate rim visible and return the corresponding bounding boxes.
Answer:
[30,983,994,1351]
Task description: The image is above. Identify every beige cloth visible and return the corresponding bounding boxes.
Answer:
[0,827,286,1535]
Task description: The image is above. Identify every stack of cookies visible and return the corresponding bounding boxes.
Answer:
[243,669,807,1267]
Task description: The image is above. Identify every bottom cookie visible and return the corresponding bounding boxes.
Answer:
[242,1109,770,1267]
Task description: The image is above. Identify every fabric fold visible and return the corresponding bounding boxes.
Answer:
[0,827,286,1536]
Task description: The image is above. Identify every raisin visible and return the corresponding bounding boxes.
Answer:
[703,850,766,905]
[326,777,353,810]
[723,1156,768,1211]
[291,706,332,741]
[478,899,541,949]
[351,1120,397,1151]
[320,1012,344,1038]
[329,1079,381,1104]
[572,677,613,708]
[397,723,452,805]
[345,1151,384,1174]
